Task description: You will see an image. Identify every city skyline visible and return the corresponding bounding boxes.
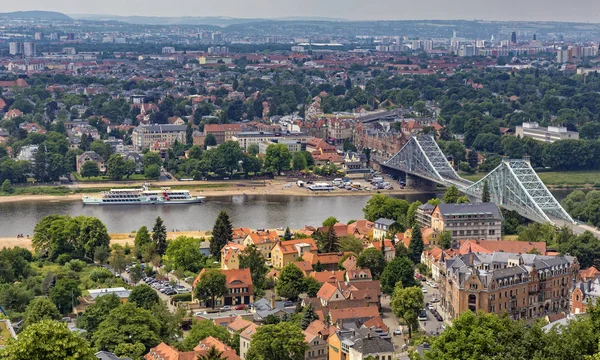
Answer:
[2,0,600,23]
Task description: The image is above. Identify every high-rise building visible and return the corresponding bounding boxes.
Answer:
[34,32,44,40]
[423,40,433,52]
[511,32,517,44]
[533,34,537,41]
[23,42,36,57]
[9,42,22,55]
[162,47,176,54]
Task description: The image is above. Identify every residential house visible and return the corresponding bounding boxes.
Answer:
[310,270,346,284]
[204,123,245,144]
[232,228,252,245]
[578,267,600,282]
[346,331,395,360]
[373,218,395,240]
[3,109,23,119]
[270,238,318,269]
[346,220,374,240]
[145,337,240,360]
[571,277,600,314]
[221,242,246,270]
[95,351,131,360]
[439,252,577,321]
[328,307,381,329]
[415,203,435,228]
[20,122,46,134]
[367,240,395,262]
[304,328,328,360]
[16,144,38,162]
[345,269,373,282]
[431,203,503,242]
[341,255,358,271]
[317,282,346,307]
[243,230,280,260]
[192,130,206,147]
[399,226,438,248]
[516,122,579,143]
[226,316,253,334]
[193,268,253,307]
[303,252,348,271]
[239,323,259,360]
[132,124,187,151]
[76,151,106,173]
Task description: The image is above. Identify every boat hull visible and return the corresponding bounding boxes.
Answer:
[83,197,205,205]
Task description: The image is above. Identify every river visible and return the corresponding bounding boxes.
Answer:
[0,193,439,235]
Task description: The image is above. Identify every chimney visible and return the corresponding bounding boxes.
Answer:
[271,293,276,309]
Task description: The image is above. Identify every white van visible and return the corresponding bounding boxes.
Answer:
[372,176,384,183]
[332,178,343,185]
[297,180,305,187]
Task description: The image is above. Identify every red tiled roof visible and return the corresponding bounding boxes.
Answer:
[458,240,547,255]
[310,270,345,284]
[273,238,317,254]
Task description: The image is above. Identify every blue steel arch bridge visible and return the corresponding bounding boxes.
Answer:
[382,135,576,228]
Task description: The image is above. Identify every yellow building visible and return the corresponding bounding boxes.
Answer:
[242,230,280,260]
[221,242,246,270]
[270,239,318,269]
[328,331,343,360]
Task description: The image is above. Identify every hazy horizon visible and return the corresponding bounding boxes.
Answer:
[3,0,600,22]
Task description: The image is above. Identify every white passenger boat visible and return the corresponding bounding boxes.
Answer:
[82,184,204,205]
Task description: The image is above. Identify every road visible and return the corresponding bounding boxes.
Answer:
[418,281,447,336]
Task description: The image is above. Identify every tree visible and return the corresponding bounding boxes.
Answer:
[129,262,144,284]
[1,179,12,193]
[406,200,422,228]
[129,284,160,310]
[80,160,100,178]
[357,248,386,279]
[198,346,227,360]
[194,269,227,309]
[107,154,126,181]
[135,226,152,257]
[443,185,462,204]
[283,227,292,240]
[143,152,162,168]
[182,319,231,351]
[380,256,417,294]
[264,143,292,175]
[2,320,96,360]
[93,303,161,356]
[292,152,307,171]
[391,284,424,338]
[145,164,161,179]
[23,297,61,328]
[76,294,121,337]
[439,230,453,250]
[239,245,268,298]
[50,278,82,314]
[205,133,217,147]
[248,144,260,156]
[467,150,479,169]
[339,235,364,254]
[0,283,34,314]
[211,211,233,259]
[362,194,409,222]
[408,225,424,264]
[152,216,168,256]
[218,141,244,175]
[276,263,305,301]
[94,246,110,264]
[322,216,339,227]
[124,159,137,178]
[303,276,321,298]
[186,122,194,145]
[482,179,490,203]
[166,236,206,273]
[300,304,318,329]
[316,226,340,253]
[246,322,309,360]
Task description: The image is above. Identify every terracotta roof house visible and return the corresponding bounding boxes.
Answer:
[239,323,260,360]
[226,316,253,334]
[316,282,345,306]
[345,269,372,282]
[579,267,600,282]
[341,255,358,271]
[194,268,253,307]
[303,252,350,271]
[194,336,240,360]
[328,306,380,327]
[458,239,547,255]
[270,238,318,269]
[232,228,252,245]
[243,230,280,260]
[310,270,346,284]
[221,242,246,270]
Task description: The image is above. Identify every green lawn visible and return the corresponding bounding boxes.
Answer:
[461,170,600,188]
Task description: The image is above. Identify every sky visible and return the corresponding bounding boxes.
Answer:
[3,0,600,22]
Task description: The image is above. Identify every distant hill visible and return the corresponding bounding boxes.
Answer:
[0,11,71,21]
[71,14,267,27]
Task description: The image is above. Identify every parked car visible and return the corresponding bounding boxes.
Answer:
[421,287,428,293]
[235,304,246,310]
[283,300,294,307]
[393,328,402,336]
[418,310,428,321]
[431,297,440,303]
[220,305,231,311]
[427,303,435,311]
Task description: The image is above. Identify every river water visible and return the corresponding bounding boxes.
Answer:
[0,193,439,235]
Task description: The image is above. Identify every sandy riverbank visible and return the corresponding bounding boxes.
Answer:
[0,179,430,204]
[0,230,212,250]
